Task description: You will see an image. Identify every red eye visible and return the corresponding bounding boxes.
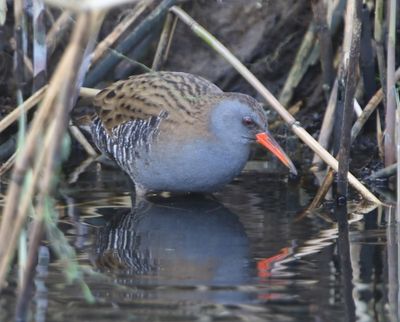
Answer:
[242,116,254,126]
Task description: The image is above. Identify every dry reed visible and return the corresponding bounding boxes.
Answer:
[169,5,381,205]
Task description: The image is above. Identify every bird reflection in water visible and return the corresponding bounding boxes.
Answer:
[92,195,251,290]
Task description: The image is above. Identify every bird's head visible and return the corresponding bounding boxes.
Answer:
[210,93,297,175]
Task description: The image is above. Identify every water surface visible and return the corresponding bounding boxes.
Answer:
[0,161,397,322]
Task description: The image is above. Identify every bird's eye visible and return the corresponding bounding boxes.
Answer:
[242,116,255,127]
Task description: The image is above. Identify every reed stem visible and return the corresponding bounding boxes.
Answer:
[170,5,381,205]
[385,0,397,166]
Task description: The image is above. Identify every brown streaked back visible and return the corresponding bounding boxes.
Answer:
[93,71,223,133]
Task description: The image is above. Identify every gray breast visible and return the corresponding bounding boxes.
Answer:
[133,138,251,193]
[91,114,251,193]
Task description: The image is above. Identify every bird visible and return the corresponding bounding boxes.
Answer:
[88,71,297,196]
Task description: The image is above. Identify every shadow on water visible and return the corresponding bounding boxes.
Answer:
[0,162,399,321]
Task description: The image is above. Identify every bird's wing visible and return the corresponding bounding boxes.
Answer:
[93,71,223,133]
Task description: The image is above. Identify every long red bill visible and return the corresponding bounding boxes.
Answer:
[256,132,297,175]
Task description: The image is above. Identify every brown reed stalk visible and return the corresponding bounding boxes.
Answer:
[311,78,338,169]
[0,152,16,175]
[0,86,47,134]
[22,10,104,287]
[376,109,384,158]
[162,14,178,64]
[90,0,150,66]
[306,12,400,211]
[374,0,386,107]
[69,124,98,156]
[45,0,134,11]
[279,0,345,107]
[0,86,101,138]
[46,11,74,55]
[278,22,317,107]
[84,0,176,87]
[311,0,334,101]
[170,5,381,205]
[309,49,379,211]
[306,170,335,211]
[152,12,176,70]
[0,10,104,290]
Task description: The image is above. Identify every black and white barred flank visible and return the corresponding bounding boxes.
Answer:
[90,111,169,176]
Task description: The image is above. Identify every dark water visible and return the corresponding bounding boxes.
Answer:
[1,161,399,322]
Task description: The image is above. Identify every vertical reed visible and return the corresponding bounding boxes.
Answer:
[385,0,397,167]
[32,0,47,92]
[311,0,334,101]
[360,4,377,100]
[152,12,175,70]
[336,0,362,201]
